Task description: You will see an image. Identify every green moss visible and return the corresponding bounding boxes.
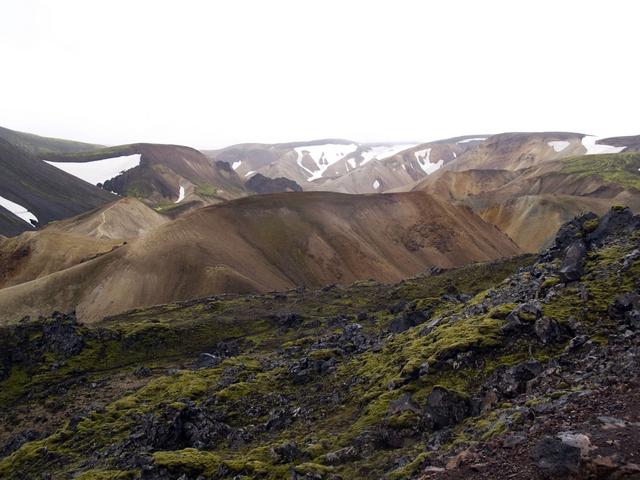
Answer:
[387,410,421,429]
[583,218,600,233]
[424,316,504,363]
[3,246,620,479]
[387,452,429,479]
[294,462,335,475]
[153,449,222,476]
[309,348,338,361]
[215,381,253,401]
[195,184,219,197]
[561,152,640,190]
[0,367,29,404]
[488,303,516,319]
[75,470,138,480]
[0,441,46,477]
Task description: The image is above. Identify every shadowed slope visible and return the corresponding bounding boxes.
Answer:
[0,139,115,237]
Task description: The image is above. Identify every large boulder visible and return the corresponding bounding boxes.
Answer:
[534,317,563,345]
[587,206,640,243]
[608,292,640,329]
[483,361,543,399]
[422,387,470,430]
[531,435,581,478]
[546,212,598,260]
[559,240,587,283]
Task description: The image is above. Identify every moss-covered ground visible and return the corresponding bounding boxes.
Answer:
[0,225,637,479]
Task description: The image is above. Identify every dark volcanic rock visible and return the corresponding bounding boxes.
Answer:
[484,361,543,399]
[587,206,639,243]
[270,441,301,463]
[0,430,41,458]
[272,312,304,329]
[609,293,640,329]
[546,212,598,259]
[423,387,470,430]
[559,240,587,283]
[388,393,421,415]
[389,303,430,333]
[195,352,222,369]
[246,173,303,194]
[534,316,563,345]
[130,401,229,451]
[530,435,581,477]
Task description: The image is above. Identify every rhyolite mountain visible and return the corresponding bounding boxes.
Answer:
[0,207,639,479]
[2,123,640,479]
[42,143,248,207]
[205,136,487,194]
[3,125,639,249]
[413,151,640,251]
[0,190,520,323]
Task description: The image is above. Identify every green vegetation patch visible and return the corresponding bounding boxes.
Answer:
[560,152,640,190]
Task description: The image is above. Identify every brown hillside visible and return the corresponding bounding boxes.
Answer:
[44,143,247,206]
[0,198,168,289]
[413,157,640,251]
[0,191,520,324]
[46,197,168,240]
[447,132,585,171]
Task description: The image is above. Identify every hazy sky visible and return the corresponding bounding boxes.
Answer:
[1,0,638,148]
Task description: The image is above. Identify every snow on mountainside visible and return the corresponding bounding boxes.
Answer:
[0,195,38,226]
[295,143,358,181]
[581,135,626,155]
[174,185,185,203]
[413,148,444,175]
[44,155,141,185]
[547,140,570,152]
[359,144,418,166]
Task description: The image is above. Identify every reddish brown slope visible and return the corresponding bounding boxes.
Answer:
[0,191,520,324]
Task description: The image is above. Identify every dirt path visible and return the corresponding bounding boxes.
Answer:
[94,202,118,239]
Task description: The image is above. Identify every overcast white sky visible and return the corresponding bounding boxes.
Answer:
[0,0,638,148]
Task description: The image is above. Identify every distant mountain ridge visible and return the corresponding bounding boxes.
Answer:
[0,138,114,236]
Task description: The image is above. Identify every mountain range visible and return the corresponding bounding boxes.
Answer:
[2,123,640,479]
[1,125,639,322]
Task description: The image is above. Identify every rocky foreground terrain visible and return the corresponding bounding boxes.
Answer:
[1,207,639,479]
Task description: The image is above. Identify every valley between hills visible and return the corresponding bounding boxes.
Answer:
[1,126,640,479]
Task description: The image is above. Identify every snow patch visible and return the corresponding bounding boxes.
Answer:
[245,170,256,177]
[548,140,570,152]
[294,143,358,181]
[581,136,625,155]
[373,179,380,190]
[232,161,242,170]
[360,144,417,166]
[457,137,487,144]
[44,154,141,185]
[0,195,38,226]
[420,159,444,175]
[174,185,185,203]
[348,158,357,169]
[414,148,431,163]
[414,148,443,175]
[453,152,457,158]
